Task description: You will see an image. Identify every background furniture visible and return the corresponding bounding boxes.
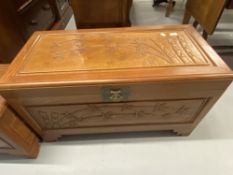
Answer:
[165,0,174,17]
[70,0,132,29]
[0,25,232,142]
[153,0,176,17]
[182,0,226,39]
[226,0,233,8]
[0,65,39,158]
[0,0,72,63]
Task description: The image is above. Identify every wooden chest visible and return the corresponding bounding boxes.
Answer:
[0,25,232,141]
[0,65,39,158]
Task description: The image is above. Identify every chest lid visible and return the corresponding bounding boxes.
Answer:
[0,25,232,89]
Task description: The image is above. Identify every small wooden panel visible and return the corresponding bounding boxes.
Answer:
[0,106,39,158]
[0,64,39,158]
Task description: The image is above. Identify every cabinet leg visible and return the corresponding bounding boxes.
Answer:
[193,20,199,28]
[165,0,173,17]
[182,10,191,24]
[43,135,61,142]
[174,127,194,136]
[25,142,40,158]
[202,30,208,40]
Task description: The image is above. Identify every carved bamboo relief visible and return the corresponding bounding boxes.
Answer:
[27,99,207,129]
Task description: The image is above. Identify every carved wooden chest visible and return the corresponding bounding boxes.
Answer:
[0,25,232,141]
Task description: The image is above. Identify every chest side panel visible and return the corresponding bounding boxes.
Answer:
[0,106,39,158]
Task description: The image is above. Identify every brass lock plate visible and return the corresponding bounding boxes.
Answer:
[102,87,130,102]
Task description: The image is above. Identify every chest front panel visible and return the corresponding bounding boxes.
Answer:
[26,99,207,130]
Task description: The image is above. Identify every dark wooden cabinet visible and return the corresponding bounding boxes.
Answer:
[0,0,72,63]
[70,0,132,29]
[0,1,26,64]
[54,0,71,16]
[226,0,233,9]
[20,0,56,39]
[49,0,73,29]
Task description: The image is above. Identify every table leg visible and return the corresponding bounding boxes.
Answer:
[165,0,173,17]
[182,10,191,24]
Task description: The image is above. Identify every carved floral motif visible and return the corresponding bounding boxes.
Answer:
[50,32,208,66]
[21,31,210,73]
[27,99,206,129]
